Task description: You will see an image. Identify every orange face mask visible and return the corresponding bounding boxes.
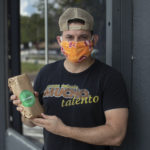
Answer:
[60,40,94,63]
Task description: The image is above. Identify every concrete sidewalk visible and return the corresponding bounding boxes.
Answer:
[23,124,44,148]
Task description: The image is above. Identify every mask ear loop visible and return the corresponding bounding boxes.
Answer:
[85,36,94,44]
[91,36,94,42]
[90,36,94,46]
[60,36,62,42]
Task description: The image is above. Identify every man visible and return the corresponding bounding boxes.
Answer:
[11,7,129,150]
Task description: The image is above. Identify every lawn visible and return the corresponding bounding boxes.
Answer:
[21,62,44,74]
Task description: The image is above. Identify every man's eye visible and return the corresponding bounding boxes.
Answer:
[80,36,88,40]
[83,36,88,39]
[66,36,73,40]
[66,36,71,38]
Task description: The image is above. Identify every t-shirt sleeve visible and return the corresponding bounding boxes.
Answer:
[102,70,129,111]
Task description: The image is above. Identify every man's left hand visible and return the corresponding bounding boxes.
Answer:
[31,113,67,136]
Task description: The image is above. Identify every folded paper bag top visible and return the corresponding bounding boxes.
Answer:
[8,74,44,119]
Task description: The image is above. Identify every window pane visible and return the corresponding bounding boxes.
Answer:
[20,0,44,147]
[20,0,106,147]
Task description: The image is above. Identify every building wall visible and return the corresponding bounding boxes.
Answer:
[117,0,150,149]
[131,0,150,149]
[110,0,150,149]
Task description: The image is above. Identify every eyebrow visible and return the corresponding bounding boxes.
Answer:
[64,33,89,37]
[65,34,73,37]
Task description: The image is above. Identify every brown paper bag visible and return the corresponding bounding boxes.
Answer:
[8,74,44,119]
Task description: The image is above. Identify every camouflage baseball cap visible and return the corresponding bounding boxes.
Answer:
[59,7,94,31]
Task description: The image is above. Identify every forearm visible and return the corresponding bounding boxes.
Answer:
[62,124,123,146]
[31,109,128,146]
[21,116,36,127]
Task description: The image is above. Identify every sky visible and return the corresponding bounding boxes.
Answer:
[20,0,39,16]
[20,0,55,16]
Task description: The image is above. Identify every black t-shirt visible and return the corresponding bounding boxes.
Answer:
[34,59,129,150]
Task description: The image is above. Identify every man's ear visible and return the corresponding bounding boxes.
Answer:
[56,36,61,46]
[93,34,99,46]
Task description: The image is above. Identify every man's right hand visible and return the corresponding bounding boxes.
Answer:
[10,92,39,127]
[10,91,39,112]
[10,95,24,112]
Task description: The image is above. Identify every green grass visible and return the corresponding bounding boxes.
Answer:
[21,62,44,73]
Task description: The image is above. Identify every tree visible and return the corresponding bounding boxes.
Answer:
[33,0,106,52]
[20,14,44,46]
[33,0,105,38]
